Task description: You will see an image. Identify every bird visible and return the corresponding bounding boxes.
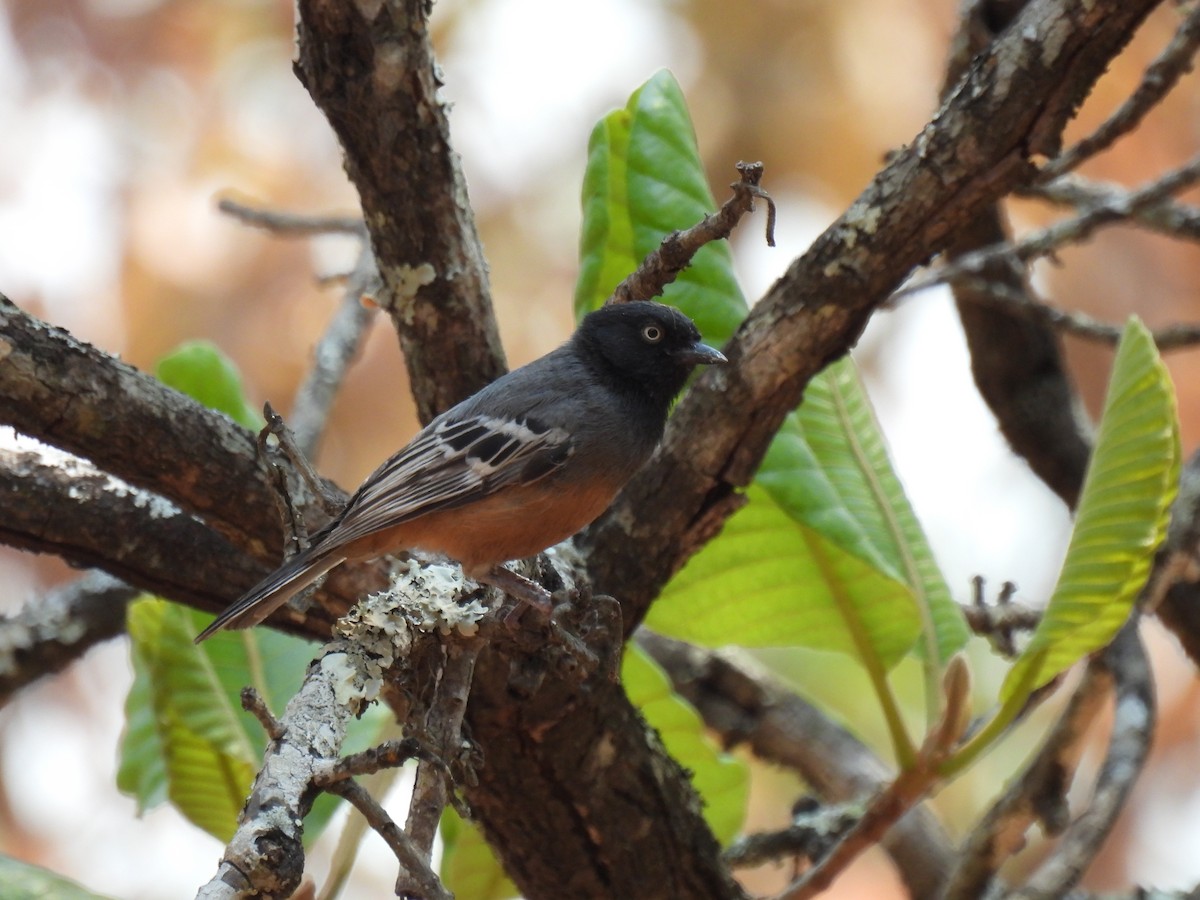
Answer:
[195,300,727,642]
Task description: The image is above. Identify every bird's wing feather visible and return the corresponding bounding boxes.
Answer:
[317,413,573,551]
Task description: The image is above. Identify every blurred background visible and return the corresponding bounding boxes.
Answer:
[2,0,1199,896]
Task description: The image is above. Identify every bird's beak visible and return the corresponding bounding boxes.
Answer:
[674,341,728,366]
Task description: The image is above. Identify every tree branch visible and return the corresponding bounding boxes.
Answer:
[938,0,1093,510]
[945,621,1153,899]
[197,641,374,898]
[0,570,136,707]
[1012,623,1155,898]
[1039,1,1200,180]
[639,632,954,899]
[610,162,775,305]
[294,0,506,424]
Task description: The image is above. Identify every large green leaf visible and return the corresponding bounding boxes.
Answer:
[649,485,921,671]
[1002,318,1178,702]
[761,359,968,665]
[0,857,114,900]
[156,340,261,430]
[624,644,748,842]
[574,68,745,343]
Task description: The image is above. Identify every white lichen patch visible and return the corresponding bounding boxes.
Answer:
[334,557,493,669]
[321,652,371,711]
[842,199,883,238]
[390,559,491,636]
[392,263,437,300]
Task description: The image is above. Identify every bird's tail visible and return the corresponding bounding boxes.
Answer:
[194,548,345,643]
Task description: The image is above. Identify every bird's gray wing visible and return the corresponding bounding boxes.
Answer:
[315,413,574,551]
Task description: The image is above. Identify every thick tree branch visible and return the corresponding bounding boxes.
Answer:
[939,0,1093,510]
[0,294,279,557]
[0,295,389,634]
[0,444,265,616]
[293,0,506,424]
[465,597,747,900]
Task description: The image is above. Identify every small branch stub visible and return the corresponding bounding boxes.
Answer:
[609,162,775,306]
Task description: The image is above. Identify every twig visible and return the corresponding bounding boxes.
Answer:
[609,161,774,306]
[773,657,971,900]
[774,763,942,900]
[1009,623,1154,898]
[1030,173,1200,242]
[1039,3,1200,181]
[288,241,381,459]
[939,273,1200,350]
[638,632,954,899]
[217,197,365,236]
[942,621,1148,899]
[898,153,1200,302]
[315,737,436,784]
[316,723,409,900]
[219,196,380,460]
[963,576,1040,658]
[324,778,451,900]
[723,802,860,870]
[401,636,483,891]
[241,687,284,740]
[262,402,342,515]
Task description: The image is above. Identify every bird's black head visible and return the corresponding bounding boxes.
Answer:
[574,301,727,408]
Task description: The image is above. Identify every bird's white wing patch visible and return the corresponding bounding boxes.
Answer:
[315,414,572,550]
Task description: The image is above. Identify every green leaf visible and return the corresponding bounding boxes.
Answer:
[0,857,114,900]
[156,340,261,430]
[440,807,518,900]
[623,644,748,842]
[575,68,745,344]
[649,485,921,670]
[760,358,969,665]
[121,599,255,841]
[1002,318,1178,702]
[117,620,169,812]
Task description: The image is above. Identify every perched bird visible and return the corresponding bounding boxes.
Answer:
[195,301,726,641]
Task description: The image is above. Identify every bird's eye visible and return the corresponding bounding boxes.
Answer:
[641,324,664,343]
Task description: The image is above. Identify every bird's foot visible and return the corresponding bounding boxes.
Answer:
[479,565,554,621]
